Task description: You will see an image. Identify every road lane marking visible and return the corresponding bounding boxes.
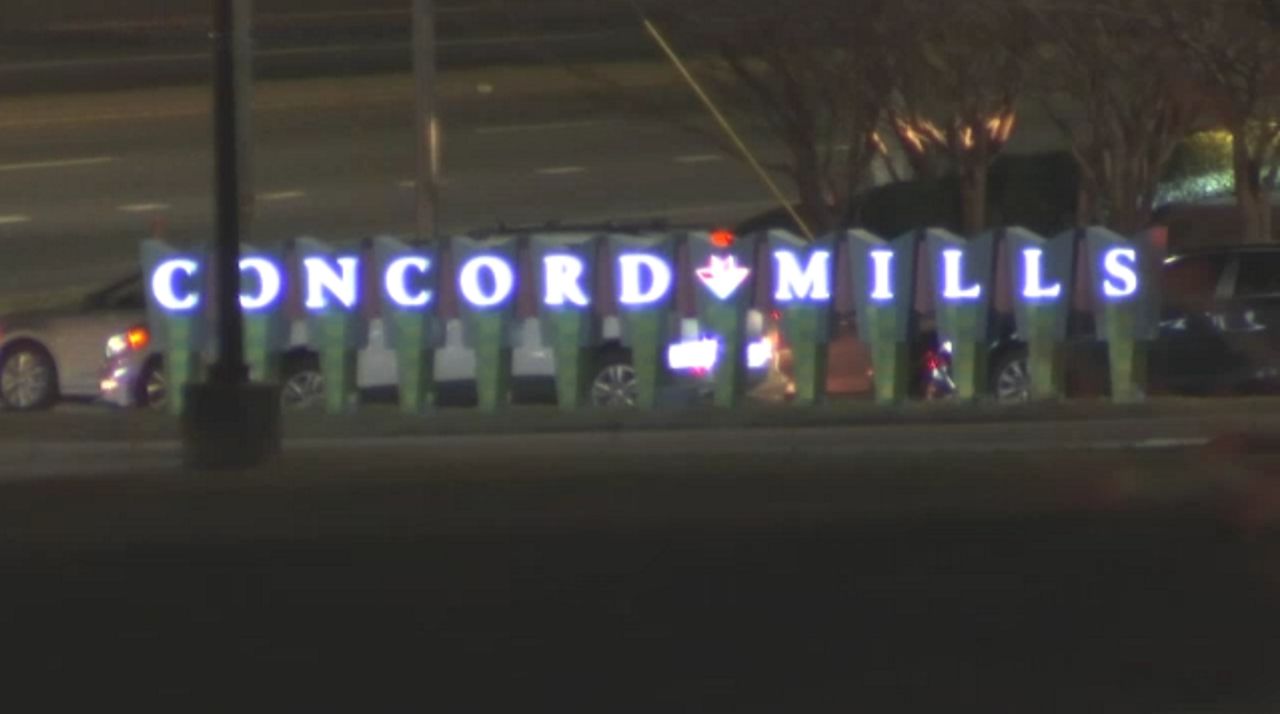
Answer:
[476,120,602,135]
[48,10,411,31]
[440,32,615,48]
[0,156,114,173]
[48,7,506,32]
[118,202,170,213]
[535,166,588,176]
[674,154,724,164]
[0,109,200,130]
[572,199,785,224]
[0,215,32,225]
[397,179,452,189]
[258,190,306,202]
[0,45,377,74]
[1133,437,1211,450]
[0,33,613,73]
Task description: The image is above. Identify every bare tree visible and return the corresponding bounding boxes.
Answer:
[1027,0,1203,234]
[1162,0,1280,242]
[886,0,1029,236]
[651,0,896,234]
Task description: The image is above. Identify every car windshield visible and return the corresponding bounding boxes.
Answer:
[4,2,1280,708]
[85,274,145,309]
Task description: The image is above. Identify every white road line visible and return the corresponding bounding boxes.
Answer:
[436,4,488,14]
[49,9,410,31]
[535,166,588,176]
[0,214,32,226]
[118,202,170,213]
[674,154,724,164]
[0,156,114,173]
[396,178,452,189]
[0,45,379,72]
[258,190,306,202]
[476,119,602,135]
[49,7,491,32]
[259,9,408,21]
[0,33,614,73]
[440,32,612,48]
[572,199,786,225]
[1133,437,1211,450]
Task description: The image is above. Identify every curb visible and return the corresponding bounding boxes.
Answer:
[3,397,1279,445]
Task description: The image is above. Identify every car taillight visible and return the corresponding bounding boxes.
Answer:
[126,326,150,351]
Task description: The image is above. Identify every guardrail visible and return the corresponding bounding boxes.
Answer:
[141,226,1165,414]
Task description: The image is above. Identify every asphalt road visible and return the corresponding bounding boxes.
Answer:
[0,63,1068,298]
[2,0,648,92]
[0,66,790,296]
[1,425,1279,709]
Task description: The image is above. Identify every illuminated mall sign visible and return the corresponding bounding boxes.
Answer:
[146,231,1149,316]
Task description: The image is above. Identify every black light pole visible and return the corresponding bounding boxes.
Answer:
[211,0,247,387]
[184,0,280,470]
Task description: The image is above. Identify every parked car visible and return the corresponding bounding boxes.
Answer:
[0,274,147,411]
[983,244,1280,401]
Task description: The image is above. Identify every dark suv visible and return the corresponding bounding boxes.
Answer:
[988,245,1280,401]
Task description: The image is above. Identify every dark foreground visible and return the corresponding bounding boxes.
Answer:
[3,440,1280,711]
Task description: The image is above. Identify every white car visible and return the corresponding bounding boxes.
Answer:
[0,274,148,411]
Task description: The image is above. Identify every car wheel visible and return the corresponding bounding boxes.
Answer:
[992,349,1031,403]
[590,350,638,408]
[0,342,58,411]
[281,354,325,411]
[136,358,168,410]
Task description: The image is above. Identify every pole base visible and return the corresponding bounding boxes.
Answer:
[182,383,282,470]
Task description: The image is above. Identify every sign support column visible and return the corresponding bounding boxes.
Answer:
[1008,228,1075,401]
[847,230,919,405]
[926,229,997,401]
[533,234,601,411]
[689,232,757,408]
[769,231,835,405]
[610,234,676,409]
[453,235,519,412]
[1086,228,1162,403]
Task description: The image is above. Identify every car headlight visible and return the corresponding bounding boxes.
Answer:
[106,325,150,358]
[106,333,129,358]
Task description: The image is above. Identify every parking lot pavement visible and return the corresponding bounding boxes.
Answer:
[0,425,1264,539]
[5,400,1280,709]
[2,420,1280,710]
